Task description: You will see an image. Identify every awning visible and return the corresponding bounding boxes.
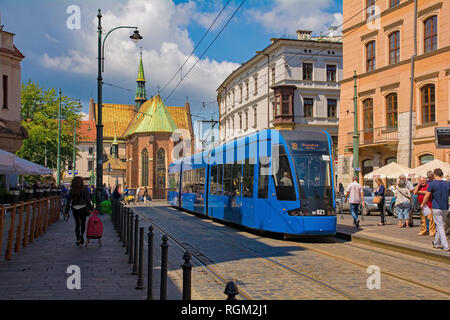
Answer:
[364,162,414,179]
[411,159,450,177]
[0,149,53,175]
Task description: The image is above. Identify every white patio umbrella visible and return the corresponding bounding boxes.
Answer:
[364,162,414,179]
[0,152,53,175]
[0,149,17,169]
[411,159,450,177]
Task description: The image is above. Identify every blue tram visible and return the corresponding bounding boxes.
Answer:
[168,129,336,236]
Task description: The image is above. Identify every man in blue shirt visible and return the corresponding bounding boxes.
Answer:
[420,168,449,252]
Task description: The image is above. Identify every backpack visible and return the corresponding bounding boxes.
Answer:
[86,210,103,239]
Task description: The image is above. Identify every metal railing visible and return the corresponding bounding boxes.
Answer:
[346,126,398,146]
[0,196,61,261]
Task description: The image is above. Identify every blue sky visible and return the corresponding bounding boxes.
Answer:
[1,0,342,120]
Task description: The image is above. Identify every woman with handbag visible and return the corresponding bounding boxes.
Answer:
[374,178,386,226]
[66,176,93,245]
[394,179,412,228]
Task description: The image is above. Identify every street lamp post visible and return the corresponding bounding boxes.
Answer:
[57,89,62,185]
[352,71,360,178]
[73,119,76,176]
[96,9,142,212]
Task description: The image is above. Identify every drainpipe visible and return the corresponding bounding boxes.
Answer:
[408,0,417,168]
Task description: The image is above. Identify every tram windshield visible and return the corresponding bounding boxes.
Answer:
[293,155,332,200]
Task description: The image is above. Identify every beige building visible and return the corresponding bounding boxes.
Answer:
[338,0,450,185]
[0,24,27,153]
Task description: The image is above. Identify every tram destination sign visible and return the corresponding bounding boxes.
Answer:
[435,127,450,149]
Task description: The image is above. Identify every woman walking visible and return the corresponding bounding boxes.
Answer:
[66,177,93,245]
[394,178,412,228]
[374,178,386,226]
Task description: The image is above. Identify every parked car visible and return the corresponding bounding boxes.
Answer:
[335,187,394,216]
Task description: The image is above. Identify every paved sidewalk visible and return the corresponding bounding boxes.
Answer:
[336,213,450,264]
[0,211,181,300]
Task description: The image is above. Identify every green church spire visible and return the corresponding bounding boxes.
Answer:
[135,51,147,110]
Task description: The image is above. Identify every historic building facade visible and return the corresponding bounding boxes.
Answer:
[75,53,194,198]
[338,0,450,186]
[217,29,342,158]
[0,24,27,153]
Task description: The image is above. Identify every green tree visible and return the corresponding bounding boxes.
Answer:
[17,80,83,180]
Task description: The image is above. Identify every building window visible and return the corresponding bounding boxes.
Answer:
[327,99,337,118]
[421,84,435,123]
[390,0,400,8]
[275,95,281,116]
[156,148,166,188]
[419,154,434,165]
[363,98,374,130]
[386,93,398,128]
[245,111,248,131]
[88,160,94,171]
[282,95,290,115]
[232,89,235,105]
[239,85,243,103]
[246,82,249,100]
[389,31,400,64]
[303,63,313,80]
[254,76,258,95]
[424,16,438,53]
[303,98,314,117]
[253,108,257,127]
[271,67,275,86]
[362,159,373,178]
[2,75,8,109]
[239,113,242,130]
[326,65,336,82]
[88,147,93,155]
[385,157,396,165]
[366,0,376,19]
[366,41,376,72]
[141,148,149,186]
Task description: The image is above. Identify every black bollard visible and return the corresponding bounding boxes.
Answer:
[147,225,154,300]
[122,207,127,248]
[182,251,192,300]
[128,211,134,263]
[160,235,169,300]
[118,204,123,242]
[124,208,129,252]
[136,227,145,290]
[132,215,139,274]
[224,281,239,300]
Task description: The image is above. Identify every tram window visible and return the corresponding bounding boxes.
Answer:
[223,164,233,195]
[272,145,296,201]
[232,163,243,196]
[210,166,217,194]
[293,155,332,200]
[243,159,254,198]
[217,164,223,195]
[258,161,269,199]
[169,173,176,191]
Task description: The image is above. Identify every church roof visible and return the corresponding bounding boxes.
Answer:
[77,120,96,142]
[103,157,126,171]
[93,103,136,139]
[167,106,190,131]
[137,53,146,82]
[124,95,178,136]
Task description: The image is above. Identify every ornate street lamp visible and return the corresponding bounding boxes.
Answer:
[96,9,142,212]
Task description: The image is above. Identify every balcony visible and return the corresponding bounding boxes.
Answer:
[346,126,398,147]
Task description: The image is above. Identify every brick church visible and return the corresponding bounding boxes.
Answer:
[77,53,194,199]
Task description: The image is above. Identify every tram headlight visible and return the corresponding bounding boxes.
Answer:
[287,209,306,216]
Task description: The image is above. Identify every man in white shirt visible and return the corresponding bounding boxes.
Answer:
[345,176,364,229]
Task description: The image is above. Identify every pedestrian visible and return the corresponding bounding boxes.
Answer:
[426,171,434,183]
[112,185,121,200]
[143,187,148,203]
[399,174,415,227]
[338,183,344,197]
[136,185,141,203]
[394,178,412,228]
[420,168,449,252]
[414,176,435,236]
[66,176,93,246]
[345,176,364,229]
[374,178,386,226]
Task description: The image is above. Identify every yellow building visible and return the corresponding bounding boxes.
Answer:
[338,0,450,185]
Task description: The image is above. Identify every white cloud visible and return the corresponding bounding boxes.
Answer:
[80,112,89,120]
[44,33,59,43]
[247,0,342,36]
[39,0,238,104]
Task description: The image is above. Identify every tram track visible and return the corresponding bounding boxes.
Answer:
[135,207,356,300]
[133,204,450,299]
[136,211,254,300]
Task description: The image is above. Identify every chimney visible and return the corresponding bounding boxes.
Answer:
[296,30,312,40]
[89,98,95,122]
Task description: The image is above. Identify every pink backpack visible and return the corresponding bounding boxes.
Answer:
[86,210,103,239]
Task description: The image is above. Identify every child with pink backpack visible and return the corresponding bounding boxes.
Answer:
[86,210,103,247]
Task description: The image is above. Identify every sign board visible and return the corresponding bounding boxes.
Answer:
[353,167,361,172]
[74,170,78,175]
[68,170,72,175]
[435,127,450,149]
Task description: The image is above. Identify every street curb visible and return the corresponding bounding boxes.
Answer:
[335,232,450,265]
